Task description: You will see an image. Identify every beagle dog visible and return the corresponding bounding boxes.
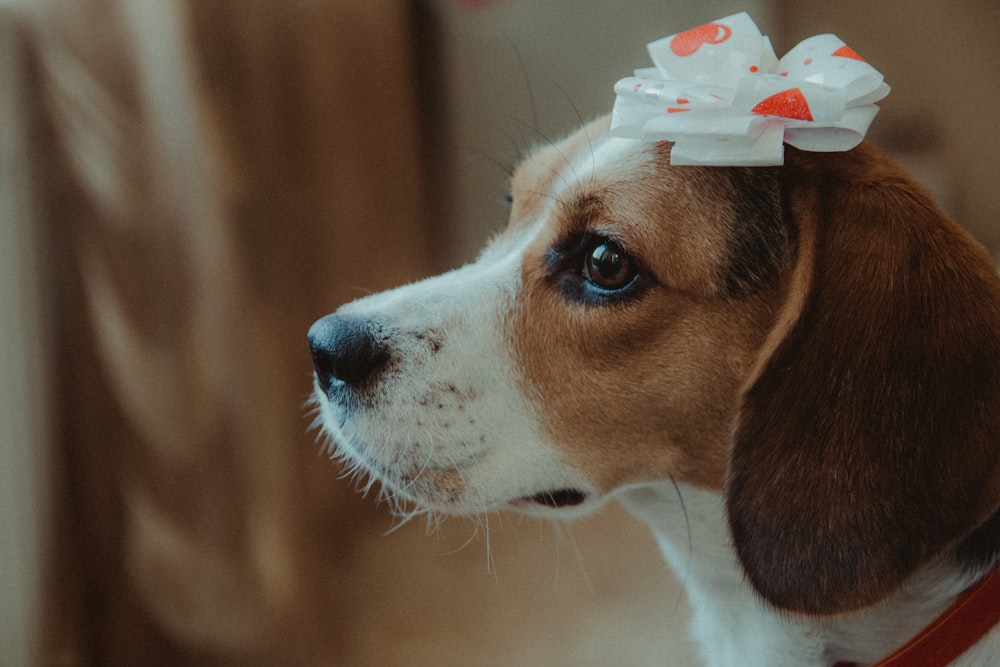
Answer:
[308,117,1000,667]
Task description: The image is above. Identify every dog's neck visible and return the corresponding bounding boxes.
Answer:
[616,483,1000,667]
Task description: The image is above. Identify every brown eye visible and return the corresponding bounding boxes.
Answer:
[585,240,636,290]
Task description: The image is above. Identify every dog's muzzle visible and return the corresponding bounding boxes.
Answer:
[308,314,388,395]
[308,312,593,513]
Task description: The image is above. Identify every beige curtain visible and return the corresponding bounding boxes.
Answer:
[26,1,434,663]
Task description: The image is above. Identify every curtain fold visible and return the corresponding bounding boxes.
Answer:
[27,1,434,663]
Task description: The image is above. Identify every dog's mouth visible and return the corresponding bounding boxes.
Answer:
[525,488,588,508]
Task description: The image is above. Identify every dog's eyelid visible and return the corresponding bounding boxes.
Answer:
[548,229,653,275]
[589,229,657,277]
[543,229,660,306]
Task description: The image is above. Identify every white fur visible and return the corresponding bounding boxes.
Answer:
[313,130,1000,666]
[617,483,1000,667]
[316,218,599,517]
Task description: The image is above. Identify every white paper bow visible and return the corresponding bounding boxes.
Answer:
[610,12,890,166]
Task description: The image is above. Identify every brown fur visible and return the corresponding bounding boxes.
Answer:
[509,133,789,491]
[509,123,1000,615]
[730,145,1000,614]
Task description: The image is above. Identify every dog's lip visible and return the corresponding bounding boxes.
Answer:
[522,488,589,508]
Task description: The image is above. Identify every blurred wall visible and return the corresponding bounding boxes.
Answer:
[436,0,999,263]
[779,0,1000,253]
[433,0,772,262]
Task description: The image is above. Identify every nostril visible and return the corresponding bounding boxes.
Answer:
[309,345,337,394]
[308,315,389,392]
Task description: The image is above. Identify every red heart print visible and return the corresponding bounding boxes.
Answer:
[751,88,813,121]
[670,22,733,57]
[832,45,865,61]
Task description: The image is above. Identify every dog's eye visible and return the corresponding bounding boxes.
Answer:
[546,233,649,305]
[584,239,637,291]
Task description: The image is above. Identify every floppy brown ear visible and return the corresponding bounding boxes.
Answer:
[727,144,1000,615]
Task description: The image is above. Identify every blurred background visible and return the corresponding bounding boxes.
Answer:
[2,1,998,665]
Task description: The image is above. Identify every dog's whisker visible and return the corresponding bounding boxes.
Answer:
[551,79,595,174]
[439,514,484,560]
[504,115,580,185]
[544,519,563,591]
[495,125,529,163]
[396,438,438,496]
[507,150,573,194]
[509,40,540,140]
[520,188,570,210]
[334,463,355,483]
[466,144,517,180]
[481,510,498,578]
[559,520,596,597]
[666,476,696,619]
[424,509,445,536]
[384,502,428,536]
[359,468,381,498]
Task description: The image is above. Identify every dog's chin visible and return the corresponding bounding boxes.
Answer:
[316,406,602,519]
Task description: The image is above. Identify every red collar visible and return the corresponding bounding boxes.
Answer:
[835,564,1000,667]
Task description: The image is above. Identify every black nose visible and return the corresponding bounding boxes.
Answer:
[308,314,389,393]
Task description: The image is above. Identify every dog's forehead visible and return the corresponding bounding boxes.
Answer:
[569,133,651,184]
[503,121,638,223]
[507,124,772,295]
[543,129,649,195]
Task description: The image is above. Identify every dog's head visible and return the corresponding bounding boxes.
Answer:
[309,117,1000,615]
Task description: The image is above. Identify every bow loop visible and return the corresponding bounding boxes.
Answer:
[610,12,890,166]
